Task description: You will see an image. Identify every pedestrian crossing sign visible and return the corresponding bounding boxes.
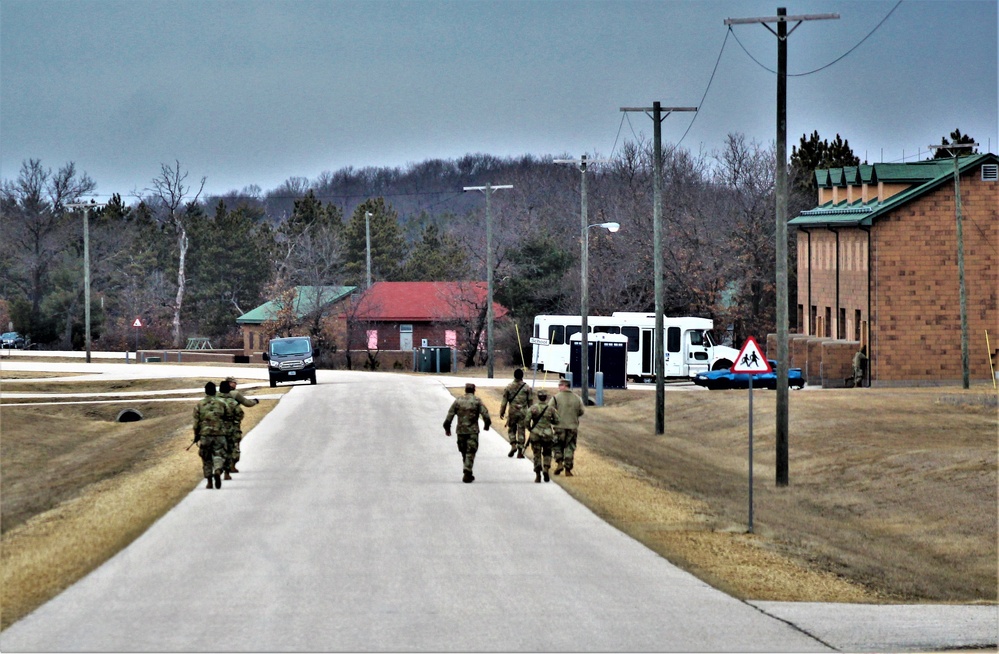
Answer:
[731,336,772,373]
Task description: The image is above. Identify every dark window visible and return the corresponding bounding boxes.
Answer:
[689,330,705,346]
[622,326,639,351]
[566,325,581,342]
[667,327,681,353]
[550,325,565,345]
[594,325,620,334]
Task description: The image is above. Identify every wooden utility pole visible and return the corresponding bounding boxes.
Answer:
[463,183,512,379]
[928,142,979,389]
[66,200,107,363]
[620,102,696,434]
[725,8,838,485]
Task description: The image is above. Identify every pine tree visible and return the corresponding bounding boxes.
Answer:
[343,198,407,285]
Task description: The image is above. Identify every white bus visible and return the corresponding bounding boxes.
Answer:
[531,312,738,381]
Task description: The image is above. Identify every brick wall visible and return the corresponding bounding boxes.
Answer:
[872,171,998,383]
[820,340,861,388]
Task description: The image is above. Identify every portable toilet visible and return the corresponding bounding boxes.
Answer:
[568,333,628,389]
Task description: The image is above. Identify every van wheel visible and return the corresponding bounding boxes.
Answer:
[309,373,317,385]
[269,379,276,388]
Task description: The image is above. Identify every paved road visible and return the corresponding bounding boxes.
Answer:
[2,361,996,652]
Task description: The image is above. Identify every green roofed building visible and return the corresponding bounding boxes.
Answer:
[789,153,998,386]
[236,285,356,354]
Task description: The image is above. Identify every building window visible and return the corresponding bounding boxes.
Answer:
[824,307,832,338]
[838,308,846,340]
[855,310,862,342]
[797,304,803,333]
[810,306,817,336]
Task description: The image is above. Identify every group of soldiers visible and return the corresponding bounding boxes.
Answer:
[191,377,259,489]
[443,368,584,484]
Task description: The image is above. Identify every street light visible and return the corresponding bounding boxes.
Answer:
[365,211,373,289]
[581,221,620,406]
[65,199,107,363]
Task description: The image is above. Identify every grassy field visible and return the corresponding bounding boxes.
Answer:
[1,371,996,631]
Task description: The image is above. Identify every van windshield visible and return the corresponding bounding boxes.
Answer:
[271,339,311,356]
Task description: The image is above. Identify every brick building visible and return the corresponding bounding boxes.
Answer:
[347,281,508,352]
[236,285,355,354]
[789,153,998,385]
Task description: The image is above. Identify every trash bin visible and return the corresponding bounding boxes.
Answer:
[416,346,453,373]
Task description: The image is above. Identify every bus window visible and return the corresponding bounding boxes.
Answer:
[667,326,681,352]
[594,325,620,334]
[622,326,639,351]
[689,330,705,346]
[566,325,581,342]
[534,323,539,338]
[550,325,565,345]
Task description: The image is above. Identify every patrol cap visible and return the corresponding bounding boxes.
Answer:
[219,380,232,394]
[514,368,524,380]
[537,390,548,400]
[225,376,237,384]
[204,381,216,396]
[465,383,476,393]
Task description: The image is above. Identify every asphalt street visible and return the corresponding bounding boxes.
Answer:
[1,357,996,652]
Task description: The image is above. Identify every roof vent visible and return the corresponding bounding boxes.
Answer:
[983,164,998,182]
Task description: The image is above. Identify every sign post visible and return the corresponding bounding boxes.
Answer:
[529,336,549,387]
[132,318,143,363]
[731,336,772,533]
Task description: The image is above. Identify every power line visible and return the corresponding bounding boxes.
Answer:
[730,0,902,77]
[672,27,731,151]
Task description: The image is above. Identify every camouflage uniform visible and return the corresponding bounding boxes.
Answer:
[499,377,533,457]
[218,392,244,475]
[527,395,560,482]
[552,386,584,475]
[221,378,258,473]
[443,389,491,483]
[193,395,231,487]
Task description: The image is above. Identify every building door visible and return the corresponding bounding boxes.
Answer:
[399,324,413,350]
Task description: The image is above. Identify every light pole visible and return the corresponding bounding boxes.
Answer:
[66,199,107,363]
[582,221,620,406]
[928,142,978,389]
[463,183,512,378]
[365,211,373,289]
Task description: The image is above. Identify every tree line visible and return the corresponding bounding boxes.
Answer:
[1,130,973,364]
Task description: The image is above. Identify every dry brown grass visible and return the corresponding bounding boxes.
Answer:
[0,379,281,630]
[477,384,998,604]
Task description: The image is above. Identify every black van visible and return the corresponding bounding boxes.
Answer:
[262,336,317,387]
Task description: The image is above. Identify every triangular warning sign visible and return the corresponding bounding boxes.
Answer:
[132,318,143,328]
[731,336,772,373]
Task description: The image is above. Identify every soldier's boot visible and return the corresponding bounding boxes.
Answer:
[214,473,222,489]
[543,469,550,483]
[230,465,239,473]
[564,469,574,477]
[205,478,214,489]
[553,463,563,475]
[508,444,517,457]
[462,470,474,483]
[517,448,526,459]
[534,470,542,483]
[223,471,232,480]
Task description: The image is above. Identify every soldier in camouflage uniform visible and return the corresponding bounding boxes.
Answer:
[221,377,258,475]
[217,380,243,481]
[193,381,231,489]
[551,378,584,476]
[499,368,532,459]
[526,389,560,483]
[443,383,491,483]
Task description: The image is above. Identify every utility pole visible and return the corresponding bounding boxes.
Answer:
[365,211,373,289]
[620,102,696,435]
[725,8,838,486]
[66,199,107,363]
[463,183,512,379]
[928,142,978,389]
[554,154,612,407]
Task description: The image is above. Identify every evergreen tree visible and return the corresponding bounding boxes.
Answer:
[400,222,470,281]
[931,129,979,158]
[790,131,861,192]
[343,198,407,285]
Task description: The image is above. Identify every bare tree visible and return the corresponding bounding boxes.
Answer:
[147,161,206,348]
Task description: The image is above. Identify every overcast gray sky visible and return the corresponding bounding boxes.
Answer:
[2,0,996,199]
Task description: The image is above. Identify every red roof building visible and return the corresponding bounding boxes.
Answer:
[346,281,508,352]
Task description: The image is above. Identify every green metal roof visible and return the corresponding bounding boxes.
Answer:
[794,153,997,229]
[236,285,356,324]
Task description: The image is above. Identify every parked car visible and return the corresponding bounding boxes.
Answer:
[693,360,805,390]
[1,331,26,349]
[261,336,317,387]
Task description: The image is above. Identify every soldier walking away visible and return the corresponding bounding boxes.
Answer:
[443,383,491,483]
[526,390,560,483]
[499,368,533,458]
[552,379,584,477]
[192,382,231,489]
[217,380,243,481]
[852,345,868,388]
[221,376,258,474]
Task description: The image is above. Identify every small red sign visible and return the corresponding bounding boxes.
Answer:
[731,336,772,373]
